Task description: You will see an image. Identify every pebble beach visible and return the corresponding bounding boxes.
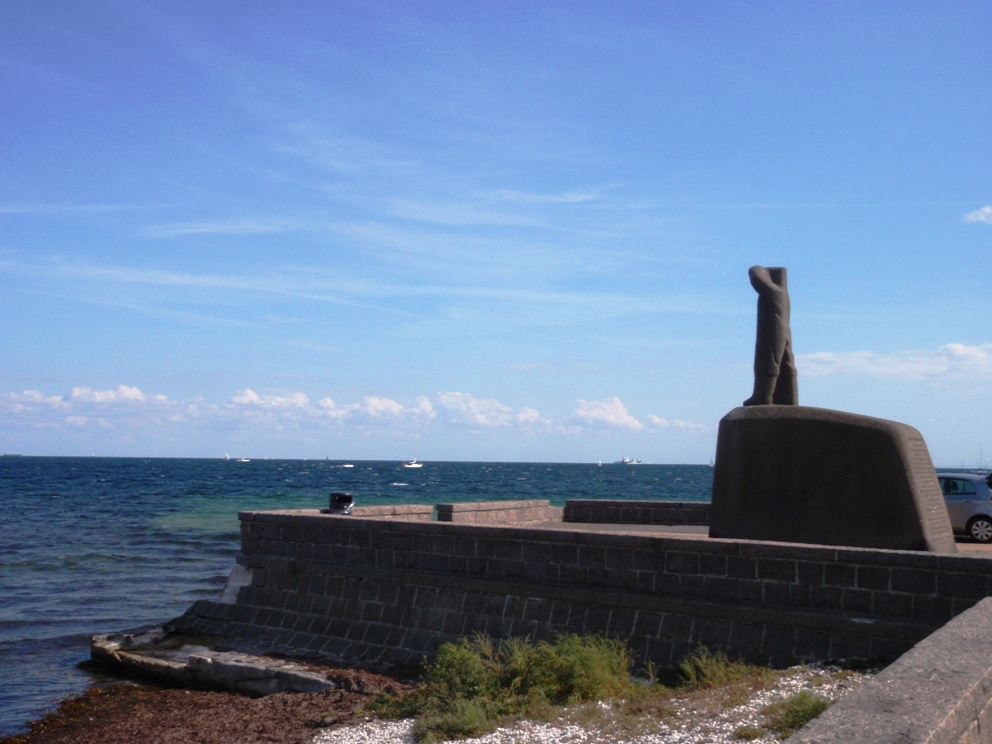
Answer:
[313,663,873,744]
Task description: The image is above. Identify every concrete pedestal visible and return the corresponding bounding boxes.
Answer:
[710,406,956,553]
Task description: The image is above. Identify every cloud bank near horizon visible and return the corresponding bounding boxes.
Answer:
[5,342,991,451]
[1,386,705,444]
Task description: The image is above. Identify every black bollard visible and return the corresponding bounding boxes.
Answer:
[329,492,354,515]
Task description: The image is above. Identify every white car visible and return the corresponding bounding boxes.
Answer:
[939,472,992,543]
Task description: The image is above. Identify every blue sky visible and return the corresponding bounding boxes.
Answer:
[1,2,990,463]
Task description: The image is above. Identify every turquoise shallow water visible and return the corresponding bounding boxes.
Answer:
[0,456,712,735]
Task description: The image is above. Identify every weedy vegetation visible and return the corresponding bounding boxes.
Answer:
[368,634,631,742]
[762,690,833,738]
[366,635,828,743]
[732,724,767,740]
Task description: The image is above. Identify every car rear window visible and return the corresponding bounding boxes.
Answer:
[940,478,978,495]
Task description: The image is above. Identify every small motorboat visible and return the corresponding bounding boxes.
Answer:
[236,458,250,463]
[402,460,424,468]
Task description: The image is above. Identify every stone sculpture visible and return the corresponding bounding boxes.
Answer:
[743,265,797,406]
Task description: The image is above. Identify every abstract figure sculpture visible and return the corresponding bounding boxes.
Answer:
[710,263,956,552]
[743,265,797,406]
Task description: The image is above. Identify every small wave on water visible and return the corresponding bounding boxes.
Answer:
[0,456,712,735]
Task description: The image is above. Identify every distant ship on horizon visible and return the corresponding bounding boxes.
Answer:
[616,457,642,465]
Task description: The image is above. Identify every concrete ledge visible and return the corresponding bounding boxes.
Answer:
[436,499,562,524]
[237,508,990,570]
[792,597,992,743]
[349,504,433,520]
[564,499,710,525]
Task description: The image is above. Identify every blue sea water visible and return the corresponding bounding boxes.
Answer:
[0,456,712,735]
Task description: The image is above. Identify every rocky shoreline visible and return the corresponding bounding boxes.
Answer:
[1,660,873,744]
[0,666,408,744]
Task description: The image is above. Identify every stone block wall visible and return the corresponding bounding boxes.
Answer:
[436,499,562,525]
[563,499,710,525]
[170,509,992,672]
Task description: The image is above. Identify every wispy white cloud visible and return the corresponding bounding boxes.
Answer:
[0,257,727,311]
[798,343,992,379]
[146,220,303,237]
[274,135,418,177]
[0,203,159,215]
[286,341,338,353]
[572,397,644,430]
[0,259,424,320]
[648,414,705,431]
[390,199,546,228]
[482,189,600,205]
[964,206,992,224]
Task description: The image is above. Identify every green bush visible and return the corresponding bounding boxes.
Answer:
[424,638,494,700]
[501,634,631,705]
[367,639,788,743]
[370,633,633,742]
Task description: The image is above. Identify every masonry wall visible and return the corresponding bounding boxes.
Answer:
[171,509,992,672]
[563,499,710,525]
